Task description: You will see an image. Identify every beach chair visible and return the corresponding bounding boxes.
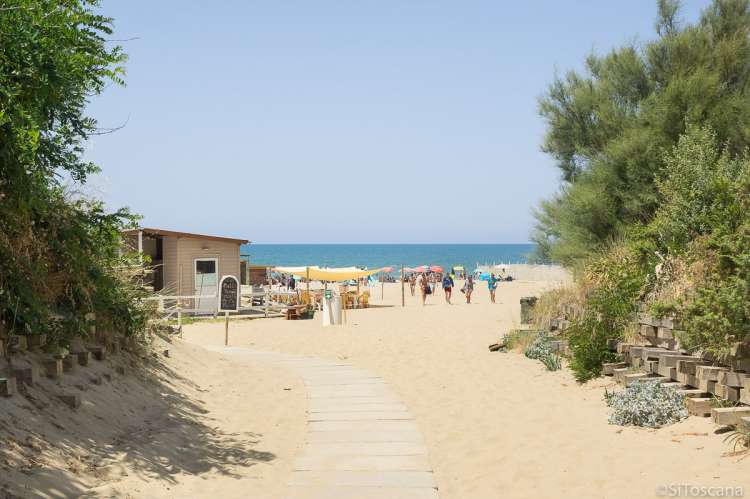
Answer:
[358,291,370,308]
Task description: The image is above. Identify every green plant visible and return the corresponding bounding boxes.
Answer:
[533,0,750,265]
[0,1,147,349]
[502,329,539,352]
[565,242,647,382]
[524,332,553,360]
[606,381,688,428]
[723,423,750,453]
[540,353,562,371]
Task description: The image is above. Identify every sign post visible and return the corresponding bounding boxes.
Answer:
[401,265,405,307]
[219,275,239,346]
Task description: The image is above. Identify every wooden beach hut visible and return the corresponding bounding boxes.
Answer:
[122,227,249,313]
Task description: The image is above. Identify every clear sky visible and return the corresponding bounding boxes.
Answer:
[85,0,708,243]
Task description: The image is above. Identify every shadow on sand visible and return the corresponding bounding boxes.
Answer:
[0,344,275,498]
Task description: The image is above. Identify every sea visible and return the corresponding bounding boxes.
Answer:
[240,244,536,272]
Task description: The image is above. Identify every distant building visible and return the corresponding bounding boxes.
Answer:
[122,227,249,313]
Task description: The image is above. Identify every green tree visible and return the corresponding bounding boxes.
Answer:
[0,1,147,345]
[534,0,750,266]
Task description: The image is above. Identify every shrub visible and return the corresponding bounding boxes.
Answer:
[524,332,553,360]
[723,423,750,453]
[540,353,562,371]
[605,381,688,428]
[502,329,539,352]
[565,242,648,382]
[523,332,563,371]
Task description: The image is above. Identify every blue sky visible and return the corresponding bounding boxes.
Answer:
[85,0,708,243]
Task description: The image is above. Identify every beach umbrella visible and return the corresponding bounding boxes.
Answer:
[381,266,395,273]
[429,265,444,273]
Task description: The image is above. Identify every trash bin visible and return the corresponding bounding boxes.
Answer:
[322,292,342,326]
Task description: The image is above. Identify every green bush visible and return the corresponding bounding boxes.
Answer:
[565,243,647,382]
[0,1,148,348]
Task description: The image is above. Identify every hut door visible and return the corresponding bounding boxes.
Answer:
[194,258,218,313]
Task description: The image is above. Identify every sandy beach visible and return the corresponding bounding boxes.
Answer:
[2,278,748,498]
[175,280,749,499]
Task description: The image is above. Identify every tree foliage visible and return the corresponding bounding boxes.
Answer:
[0,1,147,346]
[534,0,750,266]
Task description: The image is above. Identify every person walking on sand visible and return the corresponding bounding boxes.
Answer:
[409,273,416,296]
[488,272,498,303]
[463,275,474,304]
[442,272,454,304]
[418,272,430,305]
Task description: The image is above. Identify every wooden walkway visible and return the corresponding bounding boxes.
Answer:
[208,347,439,499]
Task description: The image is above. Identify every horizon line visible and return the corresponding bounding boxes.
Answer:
[243,242,535,245]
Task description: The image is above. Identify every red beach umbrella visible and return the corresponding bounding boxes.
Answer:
[429,265,444,273]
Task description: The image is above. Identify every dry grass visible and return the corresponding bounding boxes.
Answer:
[532,284,586,332]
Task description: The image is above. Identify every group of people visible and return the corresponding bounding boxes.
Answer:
[407,272,503,306]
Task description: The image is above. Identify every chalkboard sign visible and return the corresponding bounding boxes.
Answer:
[219,275,239,312]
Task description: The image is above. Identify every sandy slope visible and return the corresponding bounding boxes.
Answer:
[182,280,750,499]
[0,336,305,498]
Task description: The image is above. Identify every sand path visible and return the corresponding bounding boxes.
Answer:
[207,346,439,499]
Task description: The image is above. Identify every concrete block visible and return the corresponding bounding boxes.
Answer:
[616,344,633,355]
[657,327,673,339]
[638,313,657,326]
[658,365,677,380]
[719,371,750,388]
[684,373,699,388]
[0,377,16,397]
[11,366,39,386]
[730,342,750,358]
[642,348,667,360]
[696,365,728,382]
[660,354,697,368]
[677,389,706,398]
[76,351,91,366]
[660,382,682,389]
[712,407,750,426]
[623,372,649,386]
[58,394,81,410]
[640,324,657,337]
[62,355,78,373]
[607,339,619,352]
[687,397,713,417]
[86,345,107,361]
[629,346,644,358]
[646,360,660,374]
[644,336,679,350]
[613,368,630,384]
[636,376,670,385]
[726,386,743,402]
[698,379,717,394]
[631,357,643,369]
[676,359,703,375]
[603,362,628,375]
[43,359,63,379]
[27,334,47,350]
[660,317,681,329]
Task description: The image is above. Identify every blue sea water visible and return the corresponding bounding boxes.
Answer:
[240,244,535,271]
